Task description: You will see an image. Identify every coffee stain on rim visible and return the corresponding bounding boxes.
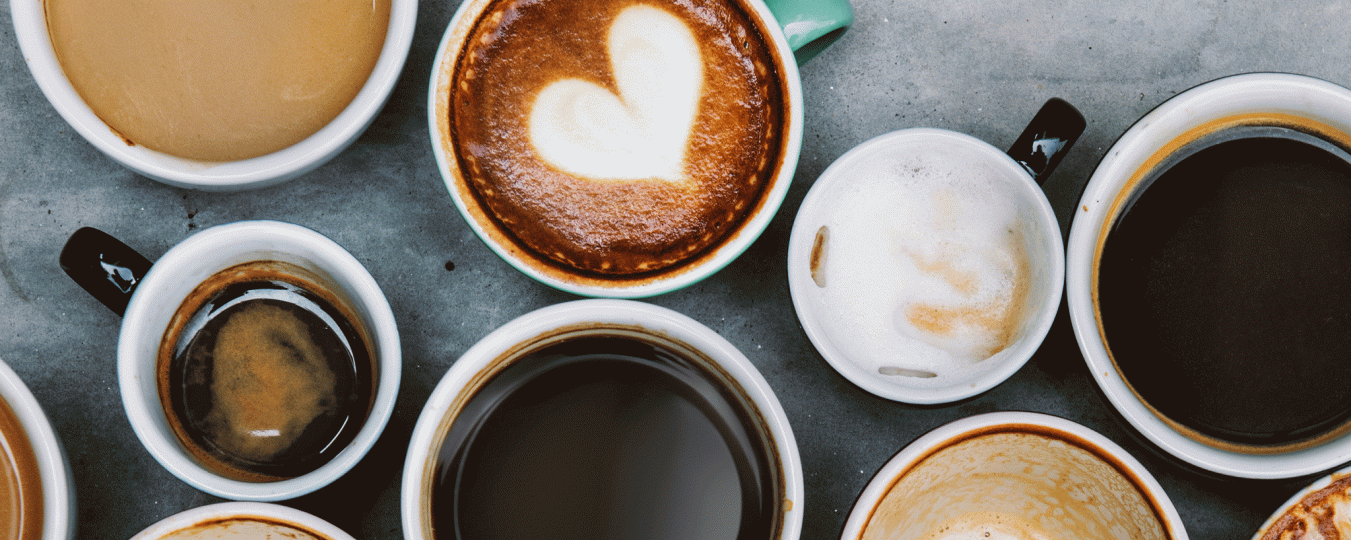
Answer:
[419,321,790,540]
[851,423,1179,540]
[1090,112,1351,455]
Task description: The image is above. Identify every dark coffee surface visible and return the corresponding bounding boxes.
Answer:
[1099,130,1351,446]
[164,274,374,481]
[450,0,787,277]
[431,336,777,540]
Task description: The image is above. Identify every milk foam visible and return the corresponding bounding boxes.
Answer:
[160,519,320,540]
[529,5,703,183]
[921,512,1054,540]
[812,141,1038,382]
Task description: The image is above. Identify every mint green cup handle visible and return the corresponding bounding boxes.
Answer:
[764,0,853,65]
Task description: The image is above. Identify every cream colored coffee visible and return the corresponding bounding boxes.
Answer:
[0,396,42,540]
[45,0,390,161]
[1259,474,1351,540]
[806,141,1039,382]
[157,518,321,540]
[449,0,788,277]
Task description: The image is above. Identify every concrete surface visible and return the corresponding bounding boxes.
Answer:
[4,0,1351,538]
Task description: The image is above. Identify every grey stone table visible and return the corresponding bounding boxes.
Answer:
[3,1,1348,538]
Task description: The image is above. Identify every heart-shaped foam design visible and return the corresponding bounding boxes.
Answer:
[529,5,703,183]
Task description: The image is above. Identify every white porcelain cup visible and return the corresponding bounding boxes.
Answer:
[60,221,401,500]
[401,299,803,540]
[1066,73,1351,479]
[1251,462,1351,540]
[0,357,74,540]
[10,0,416,190]
[788,99,1082,404]
[840,412,1188,540]
[129,502,354,540]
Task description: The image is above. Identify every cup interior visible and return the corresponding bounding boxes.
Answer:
[788,129,1064,404]
[0,358,73,540]
[401,299,802,540]
[129,502,354,540]
[118,221,400,500]
[841,412,1186,540]
[1067,72,1351,479]
[426,0,804,298]
[10,0,416,190]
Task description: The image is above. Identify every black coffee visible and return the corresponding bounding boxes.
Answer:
[1099,126,1351,446]
[431,336,778,540]
[161,262,374,481]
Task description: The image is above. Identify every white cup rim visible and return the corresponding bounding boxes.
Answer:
[426,0,804,298]
[118,220,401,500]
[400,299,804,540]
[1066,72,1351,479]
[787,128,1065,404]
[129,502,355,540]
[0,357,74,540]
[9,0,417,190]
[839,411,1188,540]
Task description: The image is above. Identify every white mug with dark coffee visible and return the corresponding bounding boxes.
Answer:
[1067,73,1351,478]
[59,221,401,500]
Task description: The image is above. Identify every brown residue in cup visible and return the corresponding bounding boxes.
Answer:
[0,396,43,540]
[810,226,829,288]
[1258,474,1351,540]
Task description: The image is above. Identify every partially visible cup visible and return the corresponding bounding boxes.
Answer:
[401,299,802,540]
[0,357,74,540]
[129,502,354,540]
[788,99,1083,404]
[10,0,416,190]
[840,412,1188,540]
[429,0,851,297]
[1252,464,1351,540]
[59,221,400,500]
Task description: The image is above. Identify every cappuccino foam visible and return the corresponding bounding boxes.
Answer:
[807,140,1038,382]
[158,519,320,540]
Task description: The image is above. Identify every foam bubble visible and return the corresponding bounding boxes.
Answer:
[811,140,1039,383]
[528,5,703,183]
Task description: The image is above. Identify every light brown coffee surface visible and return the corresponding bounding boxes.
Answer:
[1259,474,1351,540]
[46,0,390,161]
[0,395,42,540]
[159,518,321,540]
[449,0,788,277]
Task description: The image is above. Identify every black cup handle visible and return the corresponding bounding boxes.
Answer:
[1007,97,1086,186]
[59,227,153,317]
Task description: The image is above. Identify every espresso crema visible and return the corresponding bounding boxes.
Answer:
[448,0,789,277]
[45,0,389,161]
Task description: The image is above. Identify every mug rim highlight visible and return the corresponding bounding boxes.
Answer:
[128,502,355,540]
[787,127,1065,404]
[0,357,74,540]
[117,220,401,500]
[1066,72,1351,479]
[839,411,1188,540]
[9,0,417,191]
[400,299,804,540]
[426,0,805,298]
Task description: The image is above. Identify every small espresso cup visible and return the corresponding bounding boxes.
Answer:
[401,299,803,540]
[10,0,416,190]
[0,357,75,540]
[429,0,852,298]
[788,99,1083,404]
[840,412,1188,540]
[60,221,400,500]
[1066,73,1351,479]
[129,502,355,540]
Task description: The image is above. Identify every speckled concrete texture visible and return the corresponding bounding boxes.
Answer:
[3,1,1350,539]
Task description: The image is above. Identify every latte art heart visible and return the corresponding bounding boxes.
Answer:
[529,5,704,183]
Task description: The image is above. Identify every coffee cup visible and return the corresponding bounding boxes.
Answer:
[59,221,400,500]
[0,357,74,540]
[129,502,354,540]
[787,99,1084,404]
[428,0,852,297]
[10,0,416,190]
[1252,462,1351,539]
[1066,73,1351,478]
[400,299,802,540]
[840,412,1188,540]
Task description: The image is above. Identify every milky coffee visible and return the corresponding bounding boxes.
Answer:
[806,140,1041,382]
[153,519,323,540]
[446,0,790,278]
[0,395,42,540]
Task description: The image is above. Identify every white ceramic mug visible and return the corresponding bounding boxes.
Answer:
[60,221,401,500]
[788,99,1082,404]
[0,357,74,540]
[401,299,803,540]
[128,502,355,540]
[840,412,1188,540]
[1066,73,1351,479]
[10,0,416,190]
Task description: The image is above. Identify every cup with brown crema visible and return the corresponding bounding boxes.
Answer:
[429,0,853,297]
[0,357,74,540]
[128,502,354,540]
[11,0,416,190]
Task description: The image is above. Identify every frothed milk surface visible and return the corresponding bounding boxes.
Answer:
[157,519,321,540]
[807,139,1039,383]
